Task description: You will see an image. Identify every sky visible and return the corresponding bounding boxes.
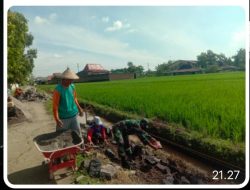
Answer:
[9,6,246,77]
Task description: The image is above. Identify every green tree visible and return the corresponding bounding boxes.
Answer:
[155,60,175,74]
[197,50,218,68]
[135,65,144,75]
[8,10,37,85]
[232,48,245,70]
[111,62,144,75]
[216,53,231,66]
[111,68,127,73]
[127,62,145,75]
[127,62,136,73]
[155,63,169,74]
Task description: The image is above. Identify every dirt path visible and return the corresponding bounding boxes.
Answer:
[7,101,72,184]
[7,98,115,185]
[6,99,232,185]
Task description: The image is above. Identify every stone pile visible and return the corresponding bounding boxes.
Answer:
[75,143,209,184]
[7,96,26,125]
[79,158,119,181]
[136,149,206,184]
[17,87,50,102]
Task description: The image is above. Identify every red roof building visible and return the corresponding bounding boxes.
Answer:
[82,64,109,75]
[76,64,110,82]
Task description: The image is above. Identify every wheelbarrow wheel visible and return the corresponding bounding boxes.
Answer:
[49,173,54,180]
[72,166,78,172]
[42,158,50,166]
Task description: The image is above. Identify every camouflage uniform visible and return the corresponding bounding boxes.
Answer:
[112,119,152,159]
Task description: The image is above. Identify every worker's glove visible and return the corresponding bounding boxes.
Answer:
[148,138,162,150]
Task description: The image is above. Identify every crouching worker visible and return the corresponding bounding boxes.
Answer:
[87,116,109,146]
[112,118,162,169]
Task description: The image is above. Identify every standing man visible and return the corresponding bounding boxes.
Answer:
[112,118,162,169]
[53,67,84,140]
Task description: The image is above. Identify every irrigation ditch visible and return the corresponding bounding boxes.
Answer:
[79,100,246,184]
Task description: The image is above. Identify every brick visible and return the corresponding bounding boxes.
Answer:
[140,163,152,172]
[181,176,190,184]
[165,166,171,175]
[156,163,167,173]
[100,164,118,180]
[145,156,157,165]
[153,157,161,163]
[160,159,169,166]
[162,176,174,184]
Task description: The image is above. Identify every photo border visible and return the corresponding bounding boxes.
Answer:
[3,0,249,189]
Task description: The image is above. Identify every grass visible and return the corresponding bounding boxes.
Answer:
[44,99,53,115]
[39,72,245,143]
[75,154,104,184]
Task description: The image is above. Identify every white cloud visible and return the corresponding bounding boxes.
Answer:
[31,23,164,76]
[127,29,137,33]
[124,23,130,28]
[34,13,57,25]
[105,20,123,31]
[102,16,109,23]
[53,53,63,58]
[33,51,82,76]
[34,16,49,24]
[159,30,207,59]
[231,30,245,46]
[228,29,245,55]
[49,13,57,21]
[105,20,135,33]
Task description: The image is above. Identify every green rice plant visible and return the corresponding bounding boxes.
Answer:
[39,72,245,143]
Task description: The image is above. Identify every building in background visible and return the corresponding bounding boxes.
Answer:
[47,73,62,84]
[77,64,110,82]
[77,63,135,82]
[43,63,135,84]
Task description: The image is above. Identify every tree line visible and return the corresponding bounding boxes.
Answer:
[155,49,245,74]
[112,49,245,76]
[197,49,245,69]
[111,62,144,75]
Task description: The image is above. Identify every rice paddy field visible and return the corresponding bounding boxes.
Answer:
[40,72,245,143]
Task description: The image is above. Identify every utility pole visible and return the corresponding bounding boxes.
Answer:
[77,63,79,73]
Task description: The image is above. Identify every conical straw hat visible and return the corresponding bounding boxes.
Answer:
[61,67,79,80]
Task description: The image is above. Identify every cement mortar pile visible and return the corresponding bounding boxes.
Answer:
[34,130,82,152]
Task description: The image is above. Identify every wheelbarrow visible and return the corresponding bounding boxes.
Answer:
[33,130,84,180]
